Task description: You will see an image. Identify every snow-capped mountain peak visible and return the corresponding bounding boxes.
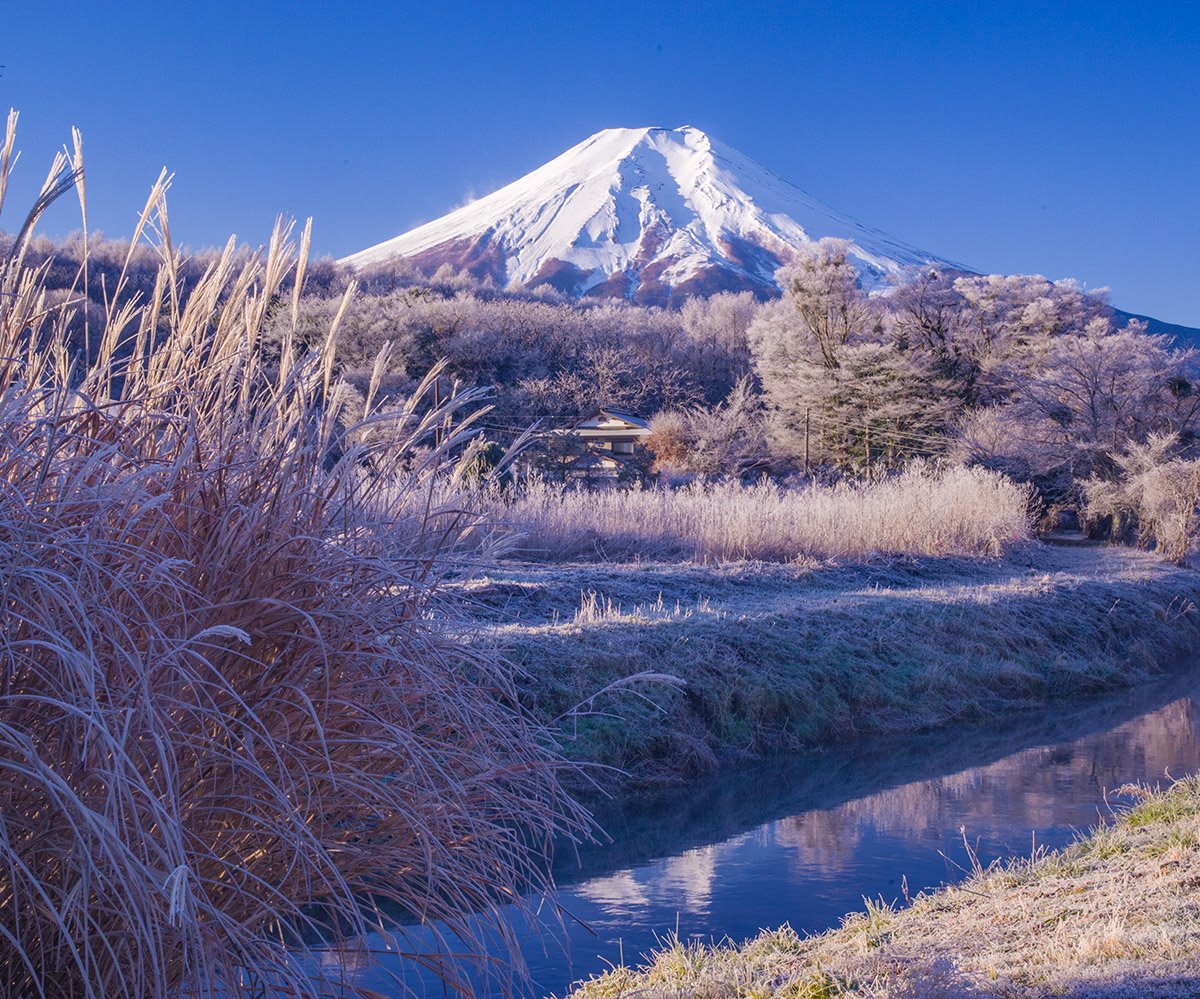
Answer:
[341,125,960,304]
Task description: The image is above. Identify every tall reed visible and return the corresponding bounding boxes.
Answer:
[497,465,1032,562]
[0,112,582,998]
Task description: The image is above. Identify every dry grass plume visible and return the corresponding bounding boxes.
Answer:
[0,111,584,998]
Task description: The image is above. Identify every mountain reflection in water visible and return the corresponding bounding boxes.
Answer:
[344,667,1200,998]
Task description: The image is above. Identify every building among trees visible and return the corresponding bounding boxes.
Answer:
[560,408,652,483]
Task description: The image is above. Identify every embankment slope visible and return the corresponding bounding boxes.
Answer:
[463,544,1200,785]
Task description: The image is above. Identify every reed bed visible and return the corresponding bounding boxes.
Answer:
[0,112,582,998]
[498,465,1032,563]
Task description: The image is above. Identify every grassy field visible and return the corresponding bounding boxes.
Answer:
[494,466,1032,562]
[566,776,1200,998]
[461,544,1200,786]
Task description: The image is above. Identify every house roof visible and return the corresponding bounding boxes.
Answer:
[572,407,651,432]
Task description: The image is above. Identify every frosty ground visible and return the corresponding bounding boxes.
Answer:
[460,544,1200,787]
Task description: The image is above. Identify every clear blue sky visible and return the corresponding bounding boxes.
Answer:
[3,1,1198,324]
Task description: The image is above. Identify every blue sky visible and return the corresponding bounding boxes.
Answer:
[3,1,1198,324]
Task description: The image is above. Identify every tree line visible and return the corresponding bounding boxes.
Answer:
[16,229,1200,552]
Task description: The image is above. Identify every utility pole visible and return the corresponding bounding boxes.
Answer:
[864,419,872,482]
[803,407,811,476]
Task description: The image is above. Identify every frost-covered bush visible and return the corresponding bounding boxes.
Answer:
[647,377,767,479]
[1084,435,1200,563]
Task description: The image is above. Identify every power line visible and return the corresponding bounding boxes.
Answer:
[807,414,953,448]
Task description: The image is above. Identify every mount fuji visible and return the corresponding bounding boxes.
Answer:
[341,126,964,305]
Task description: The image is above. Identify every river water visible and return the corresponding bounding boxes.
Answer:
[336,666,1200,997]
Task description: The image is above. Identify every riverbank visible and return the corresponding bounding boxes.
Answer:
[565,775,1200,998]
[462,544,1200,786]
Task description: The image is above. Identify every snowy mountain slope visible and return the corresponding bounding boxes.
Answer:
[341,126,965,304]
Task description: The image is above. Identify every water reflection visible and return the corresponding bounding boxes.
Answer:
[575,842,725,918]
[351,667,1200,997]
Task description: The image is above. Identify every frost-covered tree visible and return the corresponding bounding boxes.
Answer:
[775,238,876,369]
[887,269,1115,407]
[887,267,977,388]
[949,274,1111,404]
[263,288,710,429]
[822,343,956,475]
[680,290,758,401]
[647,377,767,479]
[749,242,951,471]
[956,319,1199,486]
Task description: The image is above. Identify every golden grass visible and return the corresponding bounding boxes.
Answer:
[0,112,584,998]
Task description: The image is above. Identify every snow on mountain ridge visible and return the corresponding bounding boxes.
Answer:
[342,126,961,303]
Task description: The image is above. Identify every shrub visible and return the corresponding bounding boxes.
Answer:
[1084,434,1200,564]
[647,376,767,479]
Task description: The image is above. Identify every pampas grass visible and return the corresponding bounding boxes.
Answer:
[497,465,1033,563]
[0,112,582,998]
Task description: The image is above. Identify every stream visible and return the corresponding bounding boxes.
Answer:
[333,665,1200,997]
